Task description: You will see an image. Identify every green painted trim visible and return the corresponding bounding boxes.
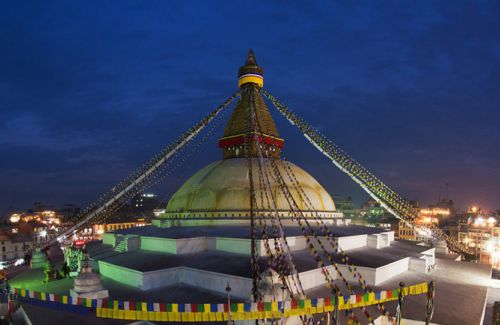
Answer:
[140,236,177,253]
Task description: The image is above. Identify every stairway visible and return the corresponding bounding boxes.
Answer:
[114,236,127,252]
[113,235,140,252]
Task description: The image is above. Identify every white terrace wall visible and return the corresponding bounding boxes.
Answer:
[99,261,253,298]
[292,264,377,289]
[291,256,410,289]
[140,236,177,253]
[375,257,410,285]
[337,235,368,251]
[102,233,116,246]
[383,231,395,242]
[126,236,140,252]
[176,237,209,254]
[409,248,436,272]
[421,248,435,265]
[337,264,377,285]
[103,232,385,257]
[181,267,253,299]
[367,234,390,249]
[284,235,369,253]
[99,260,143,288]
[294,267,339,292]
[141,267,183,290]
[259,236,309,255]
[409,257,427,273]
[216,237,258,255]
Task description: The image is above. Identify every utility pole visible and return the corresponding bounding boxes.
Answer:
[226,283,234,325]
[280,284,286,325]
[395,281,405,325]
[425,281,435,325]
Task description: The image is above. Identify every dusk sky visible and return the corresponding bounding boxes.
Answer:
[1,1,499,216]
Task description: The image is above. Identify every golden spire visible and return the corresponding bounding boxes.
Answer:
[238,49,264,88]
[218,50,283,159]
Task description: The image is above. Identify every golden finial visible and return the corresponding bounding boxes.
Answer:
[238,49,264,88]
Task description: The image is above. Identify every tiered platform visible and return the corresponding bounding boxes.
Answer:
[9,225,493,324]
[90,225,434,298]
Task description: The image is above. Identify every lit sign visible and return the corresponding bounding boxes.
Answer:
[420,208,450,216]
[74,240,85,246]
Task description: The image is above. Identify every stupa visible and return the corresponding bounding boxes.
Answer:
[88,51,422,300]
[153,50,343,228]
[70,252,109,299]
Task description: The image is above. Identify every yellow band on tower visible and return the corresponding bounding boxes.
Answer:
[238,74,264,88]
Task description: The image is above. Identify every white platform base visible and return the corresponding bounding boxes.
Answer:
[70,289,109,300]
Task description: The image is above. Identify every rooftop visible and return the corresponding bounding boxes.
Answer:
[307,257,492,325]
[9,253,491,325]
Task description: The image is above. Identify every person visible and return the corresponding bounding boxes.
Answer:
[24,251,32,266]
[0,274,8,304]
[62,262,70,278]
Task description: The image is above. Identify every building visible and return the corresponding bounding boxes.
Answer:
[397,206,451,241]
[458,212,500,267]
[8,212,54,244]
[92,217,149,240]
[0,230,33,269]
[397,217,438,242]
[59,204,81,221]
[332,196,358,218]
[133,193,159,210]
[359,199,386,219]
